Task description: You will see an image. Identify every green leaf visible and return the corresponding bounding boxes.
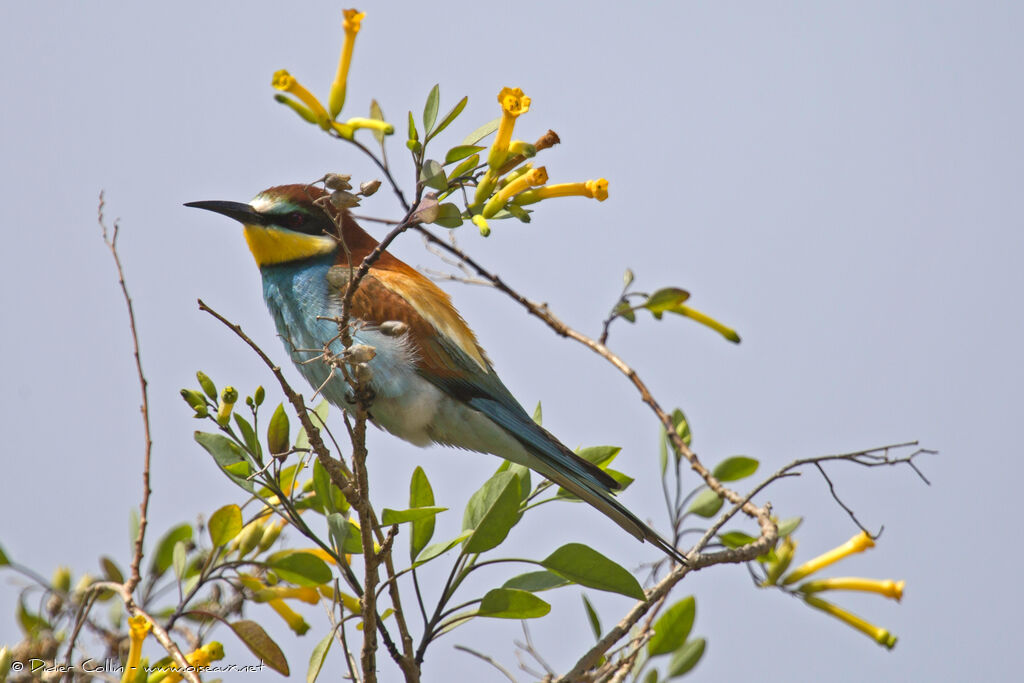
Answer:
[433,202,464,228]
[582,594,602,640]
[230,620,290,675]
[326,513,352,557]
[462,472,522,553]
[267,403,290,456]
[644,288,691,316]
[307,631,333,683]
[448,153,480,183]
[100,556,124,583]
[444,144,484,165]
[409,466,436,561]
[381,507,447,525]
[415,531,473,564]
[671,408,692,448]
[233,414,262,459]
[668,637,706,677]
[209,504,243,547]
[0,544,9,566]
[268,552,332,586]
[541,543,644,600]
[428,95,468,142]
[476,588,551,619]
[462,117,500,145]
[295,400,330,451]
[532,401,543,425]
[613,299,636,323]
[313,458,348,515]
[502,570,571,593]
[576,446,621,468]
[648,596,696,656]
[422,84,440,135]
[686,488,723,518]
[712,456,759,482]
[777,516,803,538]
[644,670,660,683]
[194,431,253,491]
[172,541,187,581]
[420,159,448,191]
[718,531,756,549]
[18,599,50,638]
[369,99,387,146]
[150,524,193,577]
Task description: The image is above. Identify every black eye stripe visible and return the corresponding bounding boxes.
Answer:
[271,210,333,237]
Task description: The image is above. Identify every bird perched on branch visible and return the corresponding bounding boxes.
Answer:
[187,184,683,562]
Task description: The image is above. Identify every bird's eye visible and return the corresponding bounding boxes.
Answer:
[285,212,307,230]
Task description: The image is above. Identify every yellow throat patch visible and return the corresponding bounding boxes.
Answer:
[243,224,336,266]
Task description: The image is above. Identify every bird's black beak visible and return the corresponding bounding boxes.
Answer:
[184,200,271,225]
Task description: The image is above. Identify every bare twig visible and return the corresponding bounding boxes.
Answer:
[97,193,152,598]
[454,645,519,683]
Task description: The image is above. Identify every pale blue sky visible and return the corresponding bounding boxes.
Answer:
[1,2,1021,681]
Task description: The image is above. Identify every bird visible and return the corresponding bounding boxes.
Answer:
[186,184,683,562]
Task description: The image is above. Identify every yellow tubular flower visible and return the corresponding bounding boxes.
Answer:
[473,168,500,206]
[488,87,531,170]
[328,9,366,118]
[251,585,321,605]
[673,304,742,343]
[269,598,310,635]
[783,531,875,585]
[343,117,394,135]
[803,596,898,649]
[272,70,330,129]
[798,577,905,602]
[162,642,225,683]
[122,614,151,683]
[514,178,609,205]
[482,166,548,218]
[472,214,491,236]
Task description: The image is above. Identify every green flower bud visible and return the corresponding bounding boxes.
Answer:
[196,371,217,399]
[254,386,266,406]
[52,566,72,593]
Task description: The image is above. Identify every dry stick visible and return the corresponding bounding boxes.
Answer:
[96,195,198,683]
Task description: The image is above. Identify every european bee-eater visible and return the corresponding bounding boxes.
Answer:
[187,184,682,561]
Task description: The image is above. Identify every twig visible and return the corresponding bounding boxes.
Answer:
[454,645,519,683]
[97,193,152,598]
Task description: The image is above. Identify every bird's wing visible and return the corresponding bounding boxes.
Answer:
[336,263,686,562]
[338,263,621,494]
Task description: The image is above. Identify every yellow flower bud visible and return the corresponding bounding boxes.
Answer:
[472,214,490,236]
[803,595,898,649]
[256,518,286,554]
[343,117,394,135]
[216,386,238,427]
[783,531,875,585]
[52,566,72,593]
[234,521,265,558]
[269,598,310,635]
[162,642,225,683]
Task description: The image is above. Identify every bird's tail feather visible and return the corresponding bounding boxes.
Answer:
[473,398,686,564]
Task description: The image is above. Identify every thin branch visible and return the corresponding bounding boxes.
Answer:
[97,193,152,599]
[454,645,519,683]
